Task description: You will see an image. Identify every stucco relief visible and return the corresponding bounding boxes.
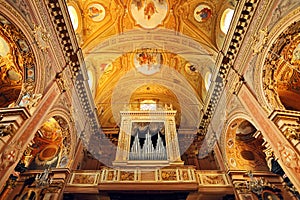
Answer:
[0,141,22,171]
[277,142,300,172]
[269,0,300,29]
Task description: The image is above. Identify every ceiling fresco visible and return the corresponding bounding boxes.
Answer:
[66,0,236,130]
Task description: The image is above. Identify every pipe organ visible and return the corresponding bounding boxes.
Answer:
[129,130,167,160]
[113,110,183,167]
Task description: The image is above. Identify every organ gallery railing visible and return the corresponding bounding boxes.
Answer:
[67,169,231,186]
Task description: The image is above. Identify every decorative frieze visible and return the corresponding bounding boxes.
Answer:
[197,171,229,186]
[67,168,232,188]
[69,172,100,186]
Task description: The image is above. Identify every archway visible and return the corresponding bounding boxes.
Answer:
[224,118,298,199]
[0,13,37,108]
[225,118,268,171]
[21,116,72,170]
[262,20,300,111]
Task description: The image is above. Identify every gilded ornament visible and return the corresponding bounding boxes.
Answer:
[278,142,300,173]
[0,124,16,137]
[283,127,300,141]
[120,171,135,181]
[72,174,97,185]
[202,174,225,185]
[252,27,269,54]
[33,25,50,51]
[19,93,43,109]
[161,170,177,181]
[0,141,22,170]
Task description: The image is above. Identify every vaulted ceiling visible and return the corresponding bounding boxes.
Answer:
[66,0,236,130]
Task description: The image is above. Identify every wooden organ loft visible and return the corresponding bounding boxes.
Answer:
[0,0,300,200]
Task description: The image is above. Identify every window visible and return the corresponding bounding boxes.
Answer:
[220,8,234,34]
[140,100,157,111]
[67,6,79,31]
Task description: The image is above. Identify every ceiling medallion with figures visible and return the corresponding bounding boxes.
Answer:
[87,3,106,22]
[194,4,212,23]
[134,48,162,75]
[130,0,168,29]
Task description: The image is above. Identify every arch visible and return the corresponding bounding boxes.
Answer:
[109,66,202,130]
[0,6,45,108]
[223,116,269,171]
[21,110,75,170]
[0,33,22,107]
[254,6,300,113]
[46,109,76,168]
[220,112,253,158]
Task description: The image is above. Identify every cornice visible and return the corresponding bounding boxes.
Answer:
[45,0,101,145]
[198,0,259,136]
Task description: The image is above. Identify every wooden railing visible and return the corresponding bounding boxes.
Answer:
[67,168,231,187]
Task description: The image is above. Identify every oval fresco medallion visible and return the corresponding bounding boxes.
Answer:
[130,0,168,29]
[134,48,162,75]
[194,4,212,22]
[87,3,105,22]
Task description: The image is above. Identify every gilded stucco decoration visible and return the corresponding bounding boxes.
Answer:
[0,14,36,108]
[71,173,99,185]
[33,25,50,51]
[252,27,269,54]
[0,124,15,137]
[262,20,300,111]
